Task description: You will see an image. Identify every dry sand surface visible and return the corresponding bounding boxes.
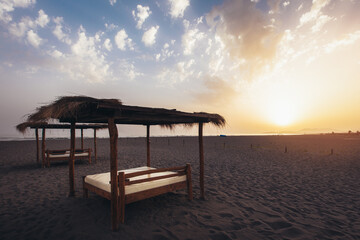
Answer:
[0,135,359,239]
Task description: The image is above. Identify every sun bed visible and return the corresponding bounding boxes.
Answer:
[83,164,193,223]
[45,148,92,167]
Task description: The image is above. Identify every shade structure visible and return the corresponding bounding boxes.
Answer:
[16,122,107,166]
[25,96,225,127]
[18,96,226,230]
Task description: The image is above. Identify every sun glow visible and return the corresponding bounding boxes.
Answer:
[268,100,296,126]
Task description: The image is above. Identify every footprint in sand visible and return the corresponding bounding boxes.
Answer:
[218,212,233,218]
[265,220,292,230]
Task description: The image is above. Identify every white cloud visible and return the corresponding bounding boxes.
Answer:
[65,26,111,82]
[311,15,333,32]
[182,28,205,55]
[155,42,175,61]
[299,0,331,27]
[53,17,71,45]
[109,0,116,6]
[104,38,112,51]
[7,9,49,39]
[117,59,143,80]
[105,23,117,31]
[168,0,189,19]
[157,58,196,85]
[142,25,159,47]
[0,0,36,23]
[49,49,63,58]
[8,17,31,37]
[27,30,42,47]
[132,5,151,29]
[325,31,360,53]
[36,9,49,27]
[115,29,134,51]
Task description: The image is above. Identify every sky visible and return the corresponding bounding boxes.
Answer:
[0,0,360,138]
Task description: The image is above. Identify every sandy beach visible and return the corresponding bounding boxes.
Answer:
[0,135,359,239]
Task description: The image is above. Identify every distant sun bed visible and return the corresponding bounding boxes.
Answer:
[45,148,91,167]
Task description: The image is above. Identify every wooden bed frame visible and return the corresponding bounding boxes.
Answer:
[83,164,193,223]
[45,148,92,167]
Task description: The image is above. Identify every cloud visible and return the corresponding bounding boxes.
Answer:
[168,0,189,19]
[157,58,196,85]
[195,75,237,106]
[325,31,360,53]
[206,0,283,80]
[115,29,134,50]
[27,29,42,47]
[182,28,205,55]
[109,0,116,6]
[64,26,111,82]
[103,38,112,51]
[142,25,159,47]
[155,42,175,61]
[52,17,71,45]
[7,8,49,36]
[116,59,143,81]
[36,9,49,27]
[298,0,331,27]
[48,49,63,58]
[132,5,151,29]
[0,0,36,23]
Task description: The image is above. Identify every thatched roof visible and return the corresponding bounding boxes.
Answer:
[21,96,226,128]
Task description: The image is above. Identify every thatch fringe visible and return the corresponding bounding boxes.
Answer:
[28,96,122,122]
[16,121,48,133]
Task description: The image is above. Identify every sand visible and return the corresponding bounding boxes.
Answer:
[0,135,359,239]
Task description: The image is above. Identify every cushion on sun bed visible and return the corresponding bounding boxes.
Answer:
[84,166,187,195]
[46,151,90,158]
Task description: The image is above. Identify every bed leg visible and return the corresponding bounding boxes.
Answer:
[118,172,125,224]
[186,163,193,200]
[82,177,88,198]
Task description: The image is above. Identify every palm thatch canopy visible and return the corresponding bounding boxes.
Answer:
[25,96,226,127]
[16,121,108,134]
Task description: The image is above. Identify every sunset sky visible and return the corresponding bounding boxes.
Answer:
[1,0,360,138]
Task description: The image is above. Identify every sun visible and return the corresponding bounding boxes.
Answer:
[267,99,297,127]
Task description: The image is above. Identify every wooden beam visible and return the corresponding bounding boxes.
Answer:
[146,125,150,167]
[108,118,119,231]
[198,123,205,199]
[69,122,76,197]
[81,129,84,150]
[94,129,97,163]
[41,128,46,168]
[35,128,39,164]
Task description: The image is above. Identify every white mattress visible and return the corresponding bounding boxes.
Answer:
[46,152,89,158]
[84,166,187,195]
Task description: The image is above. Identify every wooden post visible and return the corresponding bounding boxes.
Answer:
[94,129,97,163]
[198,122,205,199]
[146,125,150,167]
[41,128,46,168]
[69,122,76,197]
[81,129,84,150]
[35,128,39,164]
[186,163,193,200]
[108,118,119,231]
